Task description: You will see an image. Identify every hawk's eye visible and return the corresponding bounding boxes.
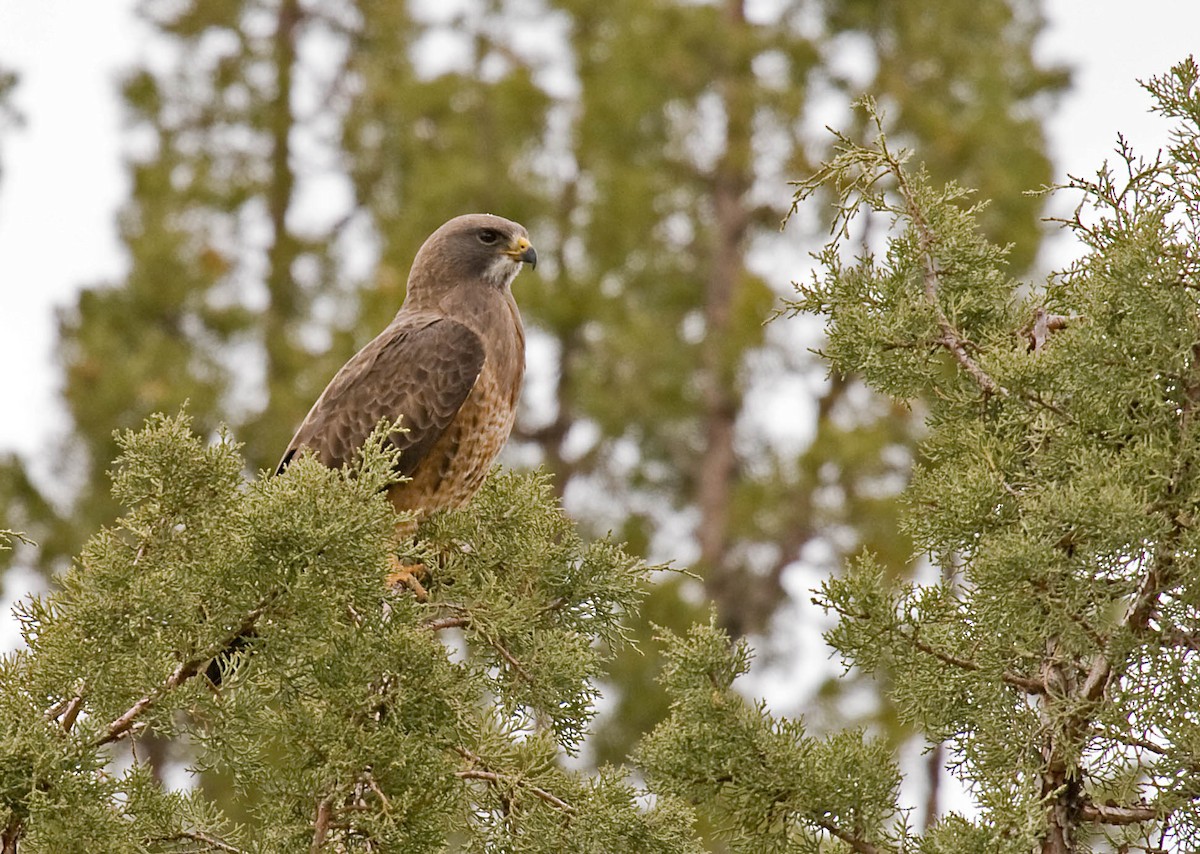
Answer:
[477,229,501,245]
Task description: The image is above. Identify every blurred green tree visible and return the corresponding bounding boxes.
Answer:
[0,61,18,181]
[504,0,1066,766]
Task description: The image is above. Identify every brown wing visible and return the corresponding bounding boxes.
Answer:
[277,316,486,478]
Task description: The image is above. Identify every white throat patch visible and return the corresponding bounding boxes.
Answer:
[483,255,522,290]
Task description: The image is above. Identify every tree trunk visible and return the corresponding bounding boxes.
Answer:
[258,0,304,464]
[699,0,753,635]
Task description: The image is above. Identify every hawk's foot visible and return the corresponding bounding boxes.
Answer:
[387,555,429,602]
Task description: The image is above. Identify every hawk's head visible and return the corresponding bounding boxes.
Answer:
[410,213,537,295]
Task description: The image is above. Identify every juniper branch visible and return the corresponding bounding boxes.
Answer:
[454,746,575,814]
[814,818,884,854]
[92,597,274,748]
[874,111,1007,399]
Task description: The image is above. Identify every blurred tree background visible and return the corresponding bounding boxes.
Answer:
[0,0,1068,821]
[0,62,18,180]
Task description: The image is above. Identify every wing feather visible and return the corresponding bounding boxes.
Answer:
[277,316,486,477]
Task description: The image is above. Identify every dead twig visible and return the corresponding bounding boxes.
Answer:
[814,818,882,854]
[146,830,243,853]
[310,795,334,853]
[1079,800,1158,826]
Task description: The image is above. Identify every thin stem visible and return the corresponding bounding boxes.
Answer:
[310,795,334,853]
[814,818,883,854]
[1079,801,1158,826]
[92,598,272,748]
[454,746,575,814]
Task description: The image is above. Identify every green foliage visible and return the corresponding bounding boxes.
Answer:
[826,0,1069,273]
[0,412,699,851]
[785,60,1200,850]
[639,619,901,854]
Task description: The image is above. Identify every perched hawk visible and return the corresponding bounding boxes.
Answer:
[279,212,534,541]
[208,215,533,681]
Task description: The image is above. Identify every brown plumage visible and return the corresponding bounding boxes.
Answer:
[278,213,534,533]
[204,215,534,683]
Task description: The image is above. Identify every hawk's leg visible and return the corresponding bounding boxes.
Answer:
[386,554,429,602]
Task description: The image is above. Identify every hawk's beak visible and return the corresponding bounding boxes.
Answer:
[508,236,537,269]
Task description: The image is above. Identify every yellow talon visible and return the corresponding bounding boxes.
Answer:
[387,555,429,602]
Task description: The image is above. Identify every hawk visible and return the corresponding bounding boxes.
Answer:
[279,213,535,587]
[208,215,533,682]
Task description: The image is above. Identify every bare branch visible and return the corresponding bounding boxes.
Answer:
[1080,801,1158,826]
[455,770,576,814]
[423,615,470,632]
[2,813,21,854]
[486,634,534,684]
[814,818,883,854]
[59,694,84,733]
[310,795,334,853]
[96,658,200,747]
[146,830,244,853]
[92,599,273,749]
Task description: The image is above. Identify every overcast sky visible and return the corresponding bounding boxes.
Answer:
[0,1,1197,461]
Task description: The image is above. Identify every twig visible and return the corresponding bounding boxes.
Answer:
[1161,628,1200,649]
[310,795,334,853]
[455,746,576,814]
[96,657,202,747]
[360,770,391,812]
[877,119,1007,399]
[59,694,84,734]
[814,818,882,854]
[423,615,470,632]
[92,599,273,748]
[147,830,243,853]
[455,770,576,813]
[1074,556,1166,714]
[823,599,1046,695]
[422,614,534,683]
[42,696,70,723]
[1,813,21,854]
[486,634,534,684]
[907,633,1046,695]
[1079,801,1158,825]
[1095,729,1168,756]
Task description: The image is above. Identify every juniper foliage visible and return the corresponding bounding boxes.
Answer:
[784,59,1200,852]
[0,412,700,852]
